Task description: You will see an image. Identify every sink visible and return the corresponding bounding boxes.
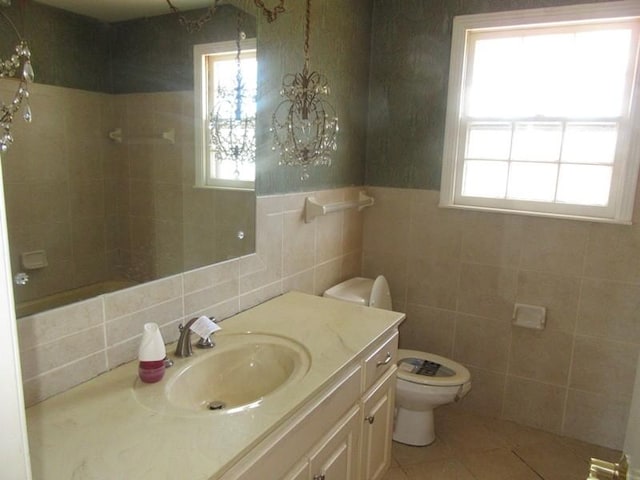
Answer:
[133,333,310,415]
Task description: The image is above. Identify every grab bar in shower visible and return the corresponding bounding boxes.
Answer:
[108,127,175,145]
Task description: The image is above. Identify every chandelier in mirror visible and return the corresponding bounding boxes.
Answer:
[0,9,33,152]
[271,0,338,180]
[166,0,286,32]
[209,14,256,181]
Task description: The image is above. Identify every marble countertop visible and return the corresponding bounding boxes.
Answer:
[26,292,405,480]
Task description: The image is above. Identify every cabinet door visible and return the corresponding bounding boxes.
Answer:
[361,367,397,480]
[309,405,360,480]
[283,460,310,480]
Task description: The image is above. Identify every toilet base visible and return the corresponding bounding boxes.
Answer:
[392,407,435,446]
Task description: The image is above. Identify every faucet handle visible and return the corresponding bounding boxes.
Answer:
[196,336,215,349]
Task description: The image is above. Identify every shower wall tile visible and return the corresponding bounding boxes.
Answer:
[457,264,518,322]
[459,366,505,418]
[577,278,640,344]
[570,336,639,399]
[503,377,566,434]
[519,217,589,276]
[17,298,103,350]
[18,187,365,407]
[103,275,183,320]
[515,270,580,334]
[313,258,343,297]
[460,212,523,267]
[563,390,631,451]
[406,257,460,310]
[19,326,104,380]
[105,297,183,347]
[22,352,107,407]
[508,329,573,386]
[282,212,316,276]
[400,304,455,358]
[584,223,640,284]
[362,187,640,450]
[452,313,511,373]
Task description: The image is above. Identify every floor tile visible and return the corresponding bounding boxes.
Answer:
[382,467,409,480]
[385,407,622,480]
[436,411,510,455]
[402,458,476,480]
[461,448,541,480]
[482,416,565,449]
[392,438,455,466]
[558,436,622,464]
[513,439,591,480]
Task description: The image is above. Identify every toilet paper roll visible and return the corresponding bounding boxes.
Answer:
[138,322,166,361]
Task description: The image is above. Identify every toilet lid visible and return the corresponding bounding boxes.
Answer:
[396,349,470,386]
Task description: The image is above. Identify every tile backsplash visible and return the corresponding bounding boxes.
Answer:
[18,187,363,407]
[362,186,640,450]
[17,183,640,451]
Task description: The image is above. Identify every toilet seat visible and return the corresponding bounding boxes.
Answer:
[397,349,470,387]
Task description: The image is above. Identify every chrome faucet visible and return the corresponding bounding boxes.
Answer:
[175,316,218,357]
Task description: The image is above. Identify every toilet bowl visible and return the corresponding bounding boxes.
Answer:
[323,276,472,447]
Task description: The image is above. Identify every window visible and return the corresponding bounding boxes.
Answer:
[440,2,640,223]
[194,39,257,190]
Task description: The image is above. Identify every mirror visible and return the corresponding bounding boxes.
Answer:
[0,1,257,317]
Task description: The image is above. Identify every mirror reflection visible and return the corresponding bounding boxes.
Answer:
[0,1,257,317]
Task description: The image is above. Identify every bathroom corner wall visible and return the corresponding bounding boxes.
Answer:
[362,186,640,450]
[17,187,363,407]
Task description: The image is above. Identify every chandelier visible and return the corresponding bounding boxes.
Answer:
[166,0,286,33]
[0,10,33,152]
[271,0,338,180]
[209,14,256,178]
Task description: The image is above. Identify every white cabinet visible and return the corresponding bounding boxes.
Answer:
[222,330,399,480]
[360,368,396,480]
[308,406,360,480]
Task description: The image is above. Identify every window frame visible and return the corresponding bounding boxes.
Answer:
[194,39,257,191]
[440,1,640,224]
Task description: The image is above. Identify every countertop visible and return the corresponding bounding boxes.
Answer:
[26,292,405,480]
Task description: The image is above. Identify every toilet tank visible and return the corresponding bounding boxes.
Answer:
[323,276,392,310]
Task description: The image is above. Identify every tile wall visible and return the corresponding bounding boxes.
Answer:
[1,82,256,306]
[1,83,115,304]
[17,187,363,407]
[362,186,640,450]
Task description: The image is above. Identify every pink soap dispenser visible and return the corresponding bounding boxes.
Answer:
[138,322,166,383]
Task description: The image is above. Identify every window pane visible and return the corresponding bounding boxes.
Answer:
[569,29,632,117]
[556,164,612,206]
[511,122,562,162]
[468,27,633,118]
[519,33,574,117]
[469,37,523,117]
[507,162,558,202]
[562,123,618,165]
[462,160,508,198]
[466,123,511,160]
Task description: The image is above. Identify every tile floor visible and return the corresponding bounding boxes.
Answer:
[383,407,622,480]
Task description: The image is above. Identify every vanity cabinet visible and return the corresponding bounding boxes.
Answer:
[283,405,361,480]
[221,331,399,480]
[360,368,396,480]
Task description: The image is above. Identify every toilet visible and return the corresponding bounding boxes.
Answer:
[323,276,472,446]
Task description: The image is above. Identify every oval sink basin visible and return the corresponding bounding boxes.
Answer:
[133,333,310,415]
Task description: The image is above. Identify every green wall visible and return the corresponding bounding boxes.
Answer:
[365,0,620,190]
[253,0,372,195]
[0,2,110,92]
[1,0,370,195]
[110,6,254,93]
[0,2,253,94]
